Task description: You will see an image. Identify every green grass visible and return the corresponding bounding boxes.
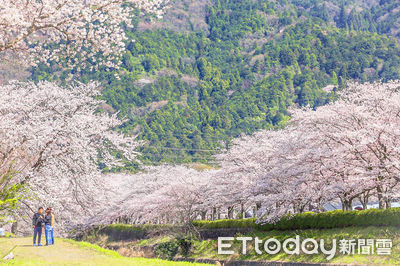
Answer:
[63,239,124,258]
[0,237,209,265]
[135,236,173,247]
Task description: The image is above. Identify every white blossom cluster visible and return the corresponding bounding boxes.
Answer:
[0,0,169,69]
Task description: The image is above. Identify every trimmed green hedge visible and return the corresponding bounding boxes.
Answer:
[103,224,177,232]
[192,208,400,231]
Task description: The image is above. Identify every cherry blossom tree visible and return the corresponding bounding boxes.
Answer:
[0,81,141,233]
[90,165,216,226]
[212,127,331,223]
[0,0,169,69]
[210,131,280,220]
[252,81,400,222]
[294,81,400,208]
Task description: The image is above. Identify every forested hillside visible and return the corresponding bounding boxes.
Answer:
[31,0,400,165]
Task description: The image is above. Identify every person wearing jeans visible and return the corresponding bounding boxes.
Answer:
[32,207,45,246]
[44,208,54,245]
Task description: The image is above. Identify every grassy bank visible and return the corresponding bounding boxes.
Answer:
[80,209,400,264]
[102,226,400,265]
[0,237,208,265]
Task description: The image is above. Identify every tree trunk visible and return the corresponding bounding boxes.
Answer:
[341,199,353,211]
[11,222,17,235]
[385,199,392,209]
[377,186,385,209]
[227,206,234,219]
[254,202,261,217]
[358,195,369,210]
[212,207,217,220]
[240,203,245,219]
[201,211,207,220]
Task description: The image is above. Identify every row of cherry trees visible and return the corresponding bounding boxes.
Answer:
[101,81,400,225]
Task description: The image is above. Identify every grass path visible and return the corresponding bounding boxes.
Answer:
[0,237,207,265]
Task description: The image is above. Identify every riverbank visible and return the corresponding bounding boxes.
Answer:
[82,225,400,265]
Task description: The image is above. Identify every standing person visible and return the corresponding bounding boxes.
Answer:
[44,208,55,245]
[32,207,45,246]
[49,207,55,245]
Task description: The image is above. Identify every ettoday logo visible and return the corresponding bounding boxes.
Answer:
[218,236,392,260]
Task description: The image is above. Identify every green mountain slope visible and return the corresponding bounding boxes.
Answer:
[31,0,400,166]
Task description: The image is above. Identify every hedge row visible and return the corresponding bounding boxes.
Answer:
[103,223,177,232]
[192,208,400,231]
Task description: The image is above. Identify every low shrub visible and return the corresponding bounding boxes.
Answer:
[154,236,193,260]
[193,207,400,231]
[154,241,179,260]
[175,236,192,256]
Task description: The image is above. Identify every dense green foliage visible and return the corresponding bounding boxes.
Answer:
[154,241,180,260]
[153,236,192,260]
[193,208,400,230]
[31,0,400,165]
